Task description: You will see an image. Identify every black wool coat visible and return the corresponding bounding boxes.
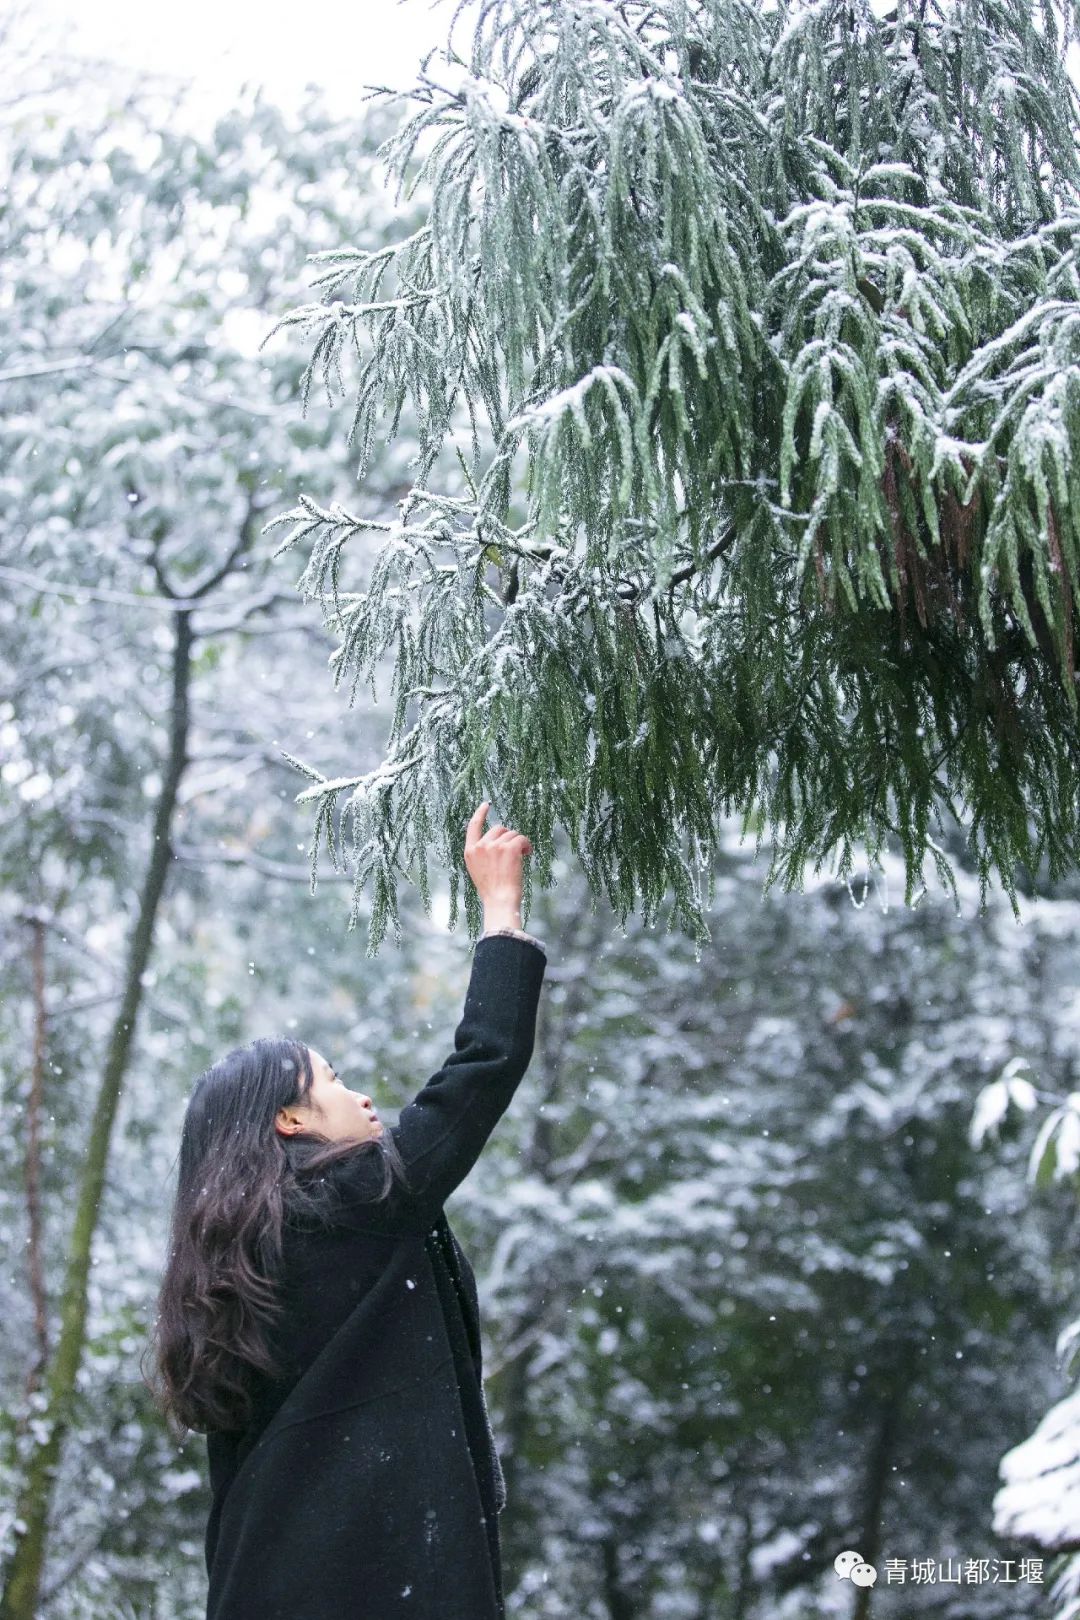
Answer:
[202,933,547,1620]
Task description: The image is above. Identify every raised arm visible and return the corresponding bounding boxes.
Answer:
[384,929,546,1227]
[332,802,547,1232]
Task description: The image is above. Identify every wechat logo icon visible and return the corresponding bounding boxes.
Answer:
[834,1549,878,1588]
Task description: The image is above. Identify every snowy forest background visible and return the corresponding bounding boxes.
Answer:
[3,0,1080,1616]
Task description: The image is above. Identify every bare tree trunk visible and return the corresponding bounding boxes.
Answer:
[851,1381,906,1620]
[600,1535,637,1620]
[22,915,50,1403]
[0,608,193,1620]
[730,1466,754,1620]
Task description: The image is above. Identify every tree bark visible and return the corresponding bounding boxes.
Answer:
[851,1379,908,1620]
[21,915,50,1404]
[0,608,193,1620]
[600,1535,637,1620]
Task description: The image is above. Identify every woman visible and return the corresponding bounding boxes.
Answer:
[146,801,547,1620]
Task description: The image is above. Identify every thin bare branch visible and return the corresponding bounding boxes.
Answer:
[171,842,353,883]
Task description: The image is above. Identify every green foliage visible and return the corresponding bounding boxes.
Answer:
[268,0,1080,953]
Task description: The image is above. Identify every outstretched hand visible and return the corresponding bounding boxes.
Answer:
[464,800,533,905]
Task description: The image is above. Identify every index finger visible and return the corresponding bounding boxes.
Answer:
[465,800,490,848]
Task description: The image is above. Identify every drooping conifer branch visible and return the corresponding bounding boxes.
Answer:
[266,0,1080,950]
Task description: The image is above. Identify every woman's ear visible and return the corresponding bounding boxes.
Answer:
[274,1107,304,1137]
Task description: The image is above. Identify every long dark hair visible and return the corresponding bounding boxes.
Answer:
[143,1037,409,1438]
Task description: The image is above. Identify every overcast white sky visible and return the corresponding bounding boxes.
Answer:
[26,0,468,124]
[20,0,1080,123]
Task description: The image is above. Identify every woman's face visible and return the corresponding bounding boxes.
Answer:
[274,1048,384,1145]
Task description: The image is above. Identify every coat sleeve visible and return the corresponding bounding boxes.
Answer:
[332,933,547,1232]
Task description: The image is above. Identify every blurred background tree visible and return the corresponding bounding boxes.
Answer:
[0,23,422,1617]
